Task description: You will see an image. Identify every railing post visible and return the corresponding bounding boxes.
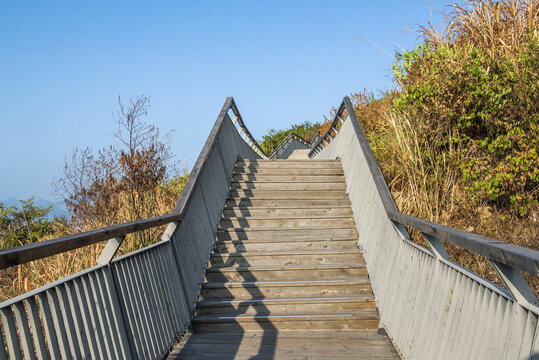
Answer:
[490,260,537,307]
[421,232,450,260]
[97,236,126,265]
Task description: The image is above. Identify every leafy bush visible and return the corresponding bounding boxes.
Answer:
[0,198,68,250]
[393,35,538,214]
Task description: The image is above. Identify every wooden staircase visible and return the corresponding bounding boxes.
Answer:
[169,159,399,359]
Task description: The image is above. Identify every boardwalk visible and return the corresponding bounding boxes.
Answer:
[168,158,399,359]
[2,97,538,359]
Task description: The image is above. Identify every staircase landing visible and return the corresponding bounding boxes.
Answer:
[168,159,399,359]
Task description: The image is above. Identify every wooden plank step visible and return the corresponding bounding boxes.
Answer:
[213,238,357,253]
[195,296,376,315]
[222,206,352,217]
[236,160,342,168]
[192,312,379,332]
[229,181,346,191]
[199,279,371,300]
[218,216,355,229]
[216,227,357,240]
[225,198,351,208]
[232,173,345,182]
[228,189,346,199]
[233,167,344,175]
[204,263,366,282]
[168,332,400,360]
[209,250,364,267]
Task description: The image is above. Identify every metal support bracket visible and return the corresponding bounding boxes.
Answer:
[96,236,126,265]
[422,232,450,260]
[161,221,179,241]
[490,260,537,307]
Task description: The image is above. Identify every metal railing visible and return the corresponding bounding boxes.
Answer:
[0,97,264,359]
[310,96,539,359]
[267,132,310,159]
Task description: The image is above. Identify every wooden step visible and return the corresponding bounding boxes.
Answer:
[204,263,367,282]
[218,216,355,229]
[228,189,346,199]
[195,297,376,315]
[169,331,400,360]
[213,238,357,253]
[192,312,379,332]
[209,250,363,267]
[229,181,346,191]
[222,206,352,217]
[216,227,357,240]
[234,167,344,175]
[199,279,371,300]
[232,173,345,182]
[236,160,342,168]
[225,198,351,208]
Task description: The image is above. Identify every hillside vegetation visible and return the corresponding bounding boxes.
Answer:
[0,96,188,301]
[352,0,538,293]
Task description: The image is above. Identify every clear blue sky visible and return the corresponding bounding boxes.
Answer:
[0,0,448,200]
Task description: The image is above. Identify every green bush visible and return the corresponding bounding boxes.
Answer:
[0,198,68,250]
[392,38,539,215]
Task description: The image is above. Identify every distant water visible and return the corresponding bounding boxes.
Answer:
[0,196,68,219]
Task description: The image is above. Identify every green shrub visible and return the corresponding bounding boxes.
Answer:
[392,38,539,214]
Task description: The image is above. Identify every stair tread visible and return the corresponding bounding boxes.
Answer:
[206,263,365,272]
[211,249,359,256]
[225,205,352,209]
[215,237,357,244]
[221,215,353,220]
[218,225,356,231]
[194,311,379,322]
[202,279,370,288]
[198,296,374,307]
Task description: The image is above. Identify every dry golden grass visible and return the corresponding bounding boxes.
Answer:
[0,175,188,302]
[421,0,538,56]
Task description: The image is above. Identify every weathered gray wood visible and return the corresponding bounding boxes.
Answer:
[97,236,126,265]
[312,96,539,359]
[0,212,181,269]
[168,158,399,359]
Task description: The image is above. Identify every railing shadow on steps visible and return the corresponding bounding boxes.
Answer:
[309,96,539,360]
[0,97,278,359]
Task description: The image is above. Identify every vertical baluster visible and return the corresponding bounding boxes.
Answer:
[0,307,22,360]
[24,297,47,360]
[36,292,61,359]
[0,327,7,360]
[12,302,36,360]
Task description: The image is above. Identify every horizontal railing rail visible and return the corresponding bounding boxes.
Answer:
[309,96,539,278]
[0,213,182,270]
[227,97,269,159]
